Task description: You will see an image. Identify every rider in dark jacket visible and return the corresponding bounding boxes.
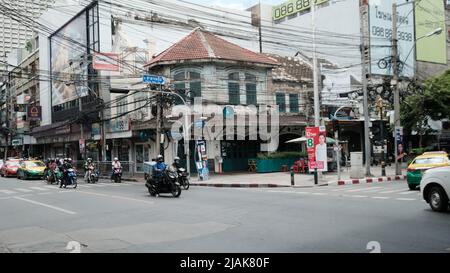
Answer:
[152,155,167,184]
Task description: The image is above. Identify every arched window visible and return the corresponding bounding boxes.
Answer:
[245,73,257,105]
[172,70,202,104]
[228,72,240,105]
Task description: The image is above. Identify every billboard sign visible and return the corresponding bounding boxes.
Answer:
[305,126,328,172]
[272,0,329,21]
[50,12,88,106]
[415,0,447,64]
[369,0,415,78]
[93,53,120,71]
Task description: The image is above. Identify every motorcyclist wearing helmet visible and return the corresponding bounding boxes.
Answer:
[152,155,167,184]
[60,158,72,188]
[84,158,94,180]
[172,156,181,169]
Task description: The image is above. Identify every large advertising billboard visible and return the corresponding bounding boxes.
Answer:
[272,0,329,21]
[306,126,328,172]
[50,13,88,106]
[415,0,447,64]
[369,0,415,78]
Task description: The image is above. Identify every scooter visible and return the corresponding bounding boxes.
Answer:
[46,169,62,185]
[61,168,77,189]
[177,167,190,190]
[145,167,181,198]
[86,166,99,183]
[112,167,122,183]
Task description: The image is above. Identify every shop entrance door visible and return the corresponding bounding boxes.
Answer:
[135,144,149,173]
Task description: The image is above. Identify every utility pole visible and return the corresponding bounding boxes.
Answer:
[79,95,84,160]
[392,2,402,175]
[311,1,320,184]
[377,96,387,176]
[360,0,372,176]
[155,85,162,157]
[258,0,262,53]
[184,93,191,175]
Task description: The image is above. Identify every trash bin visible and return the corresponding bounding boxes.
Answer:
[350,152,364,179]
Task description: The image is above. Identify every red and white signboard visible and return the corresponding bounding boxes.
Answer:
[93,53,119,71]
[306,126,328,172]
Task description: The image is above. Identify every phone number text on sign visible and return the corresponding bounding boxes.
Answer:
[272,0,328,21]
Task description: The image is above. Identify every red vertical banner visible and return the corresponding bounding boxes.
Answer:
[306,126,328,172]
[305,127,319,170]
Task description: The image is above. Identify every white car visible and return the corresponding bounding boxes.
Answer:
[420,166,450,212]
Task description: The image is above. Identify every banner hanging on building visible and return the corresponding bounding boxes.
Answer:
[27,105,41,121]
[93,53,119,71]
[306,126,328,172]
[368,0,415,78]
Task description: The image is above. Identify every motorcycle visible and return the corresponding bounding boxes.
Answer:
[46,169,62,185]
[177,167,190,190]
[61,168,77,188]
[86,166,99,184]
[145,167,181,198]
[112,167,122,183]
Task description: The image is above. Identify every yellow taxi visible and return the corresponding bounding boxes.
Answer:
[407,151,450,190]
[17,160,47,180]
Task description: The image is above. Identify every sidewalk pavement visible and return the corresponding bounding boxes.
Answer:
[107,165,408,188]
[189,165,408,188]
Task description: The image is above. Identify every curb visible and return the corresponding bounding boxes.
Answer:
[190,183,291,188]
[332,175,407,186]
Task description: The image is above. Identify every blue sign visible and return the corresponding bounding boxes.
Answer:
[223,106,234,119]
[143,74,166,85]
[194,120,205,129]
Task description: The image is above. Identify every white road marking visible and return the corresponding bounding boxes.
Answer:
[332,187,351,192]
[37,192,52,195]
[378,189,408,194]
[312,192,328,196]
[77,185,92,188]
[43,186,59,190]
[29,187,48,191]
[396,198,417,201]
[347,187,383,193]
[344,195,368,198]
[13,196,77,214]
[0,189,16,195]
[14,188,33,193]
[398,191,418,195]
[371,196,390,200]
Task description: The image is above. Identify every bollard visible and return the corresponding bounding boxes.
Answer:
[314,168,318,185]
[291,168,295,186]
[381,161,386,176]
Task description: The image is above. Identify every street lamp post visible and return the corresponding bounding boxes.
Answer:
[376,96,387,176]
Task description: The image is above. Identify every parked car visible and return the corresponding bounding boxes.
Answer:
[420,166,450,212]
[407,152,450,190]
[0,159,21,177]
[17,160,46,180]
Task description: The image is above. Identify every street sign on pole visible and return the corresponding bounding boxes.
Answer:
[143,75,166,85]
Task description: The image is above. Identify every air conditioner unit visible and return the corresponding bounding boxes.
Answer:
[131,111,144,121]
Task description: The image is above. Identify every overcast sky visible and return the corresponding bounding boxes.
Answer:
[189,0,282,10]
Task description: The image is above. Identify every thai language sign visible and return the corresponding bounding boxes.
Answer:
[369,0,415,78]
[305,126,328,172]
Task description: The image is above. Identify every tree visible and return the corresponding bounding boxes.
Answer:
[401,69,450,147]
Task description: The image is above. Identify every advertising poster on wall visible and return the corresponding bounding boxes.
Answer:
[415,0,447,64]
[369,0,415,78]
[50,13,88,106]
[306,126,328,172]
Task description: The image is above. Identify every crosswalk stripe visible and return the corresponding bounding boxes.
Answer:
[396,198,416,201]
[378,189,407,194]
[0,189,16,194]
[398,191,418,195]
[346,187,383,193]
[14,188,33,193]
[43,186,59,190]
[29,187,48,191]
[372,196,389,200]
[77,185,92,188]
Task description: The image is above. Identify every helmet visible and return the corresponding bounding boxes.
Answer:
[157,155,163,162]
[87,158,92,162]
[114,157,118,161]
[67,158,72,163]
[174,156,180,163]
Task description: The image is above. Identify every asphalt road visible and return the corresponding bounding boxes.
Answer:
[0,175,449,253]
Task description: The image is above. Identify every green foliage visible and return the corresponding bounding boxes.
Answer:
[257,151,307,159]
[401,70,450,141]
